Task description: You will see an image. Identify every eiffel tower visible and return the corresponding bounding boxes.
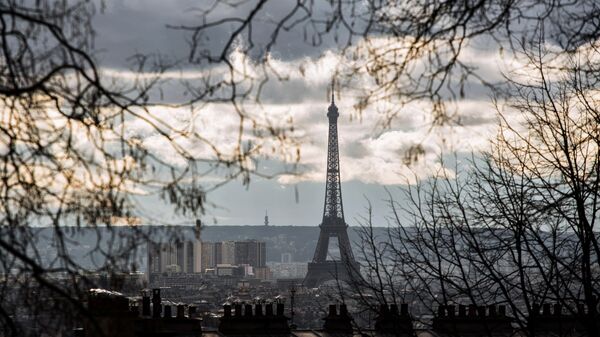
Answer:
[303,83,360,288]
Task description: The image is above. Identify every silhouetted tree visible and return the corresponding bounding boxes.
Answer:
[349,42,600,336]
[0,1,295,336]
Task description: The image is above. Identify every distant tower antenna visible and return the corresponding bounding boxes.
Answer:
[264,210,269,226]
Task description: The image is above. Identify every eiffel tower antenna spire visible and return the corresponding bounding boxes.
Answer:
[331,79,335,104]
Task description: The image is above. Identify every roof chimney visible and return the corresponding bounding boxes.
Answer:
[323,304,353,334]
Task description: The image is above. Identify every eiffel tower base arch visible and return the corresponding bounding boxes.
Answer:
[304,260,361,288]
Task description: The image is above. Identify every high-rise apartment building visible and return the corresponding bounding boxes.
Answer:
[193,240,202,273]
[222,241,236,264]
[214,241,223,265]
[200,241,215,272]
[234,240,266,268]
[147,240,200,281]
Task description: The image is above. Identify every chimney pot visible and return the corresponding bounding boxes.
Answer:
[224,305,232,318]
[498,305,506,316]
[235,304,242,317]
[437,306,446,317]
[577,303,586,315]
[543,303,551,316]
[164,305,172,318]
[400,303,409,316]
[340,304,349,317]
[532,303,540,316]
[477,306,486,317]
[152,289,162,318]
[266,303,274,316]
[153,304,162,319]
[255,304,263,316]
[553,304,562,316]
[447,305,455,317]
[152,289,161,302]
[468,304,477,317]
[329,304,337,317]
[390,304,399,315]
[177,304,185,318]
[245,304,253,317]
[142,295,151,316]
[276,303,284,316]
[459,305,467,317]
[189,306,197,317]
[488,305,497,317]
[130,305,139,315]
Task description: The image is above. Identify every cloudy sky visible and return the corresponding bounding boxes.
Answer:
[92,0,509,227]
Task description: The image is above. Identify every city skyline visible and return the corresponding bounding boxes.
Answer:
[2,0,599,336]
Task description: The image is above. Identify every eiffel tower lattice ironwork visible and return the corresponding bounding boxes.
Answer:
[304,83,360,288]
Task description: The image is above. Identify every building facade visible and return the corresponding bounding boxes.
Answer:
[222,241,235,264]
[234,240,266,268]
[147,240,201,282]
[149,239,268,278]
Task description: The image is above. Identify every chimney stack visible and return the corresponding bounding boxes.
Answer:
[553,304,562,316]
[218,303,290,335]
[323,304,353,334]
[433,303,513,336]
[188,306,197,317]
[177,304,185,319]
[401,303,409,316]
[255,304,263,316]
[468,304,477,317]
[375,303,414,336]
[152,289,162,318]
[244,304,253,317]
[340,304,349,317]
[447,305,455,317]
[543,303,551,316]
[438,306,446,318]
[142,291,151,316]
[328,304,337,317]
[498,305,506,316]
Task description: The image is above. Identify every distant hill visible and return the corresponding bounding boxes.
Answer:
[12,225,393,273]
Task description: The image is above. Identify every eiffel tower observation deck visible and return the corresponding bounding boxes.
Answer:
[303,83,360,288]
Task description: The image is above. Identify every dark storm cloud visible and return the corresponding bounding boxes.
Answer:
[93,0,192,67]
[92,0,344,69]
